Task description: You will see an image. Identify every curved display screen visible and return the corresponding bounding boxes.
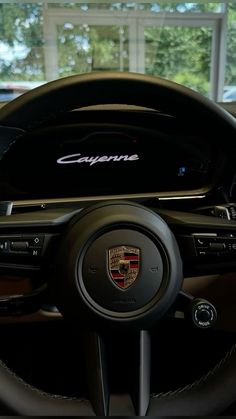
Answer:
[0,124,213,200]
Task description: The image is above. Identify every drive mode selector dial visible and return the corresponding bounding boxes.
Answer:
[54,201,183,328]
[191,299,217,329]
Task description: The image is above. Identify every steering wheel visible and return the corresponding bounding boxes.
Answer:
[0,72,236,416]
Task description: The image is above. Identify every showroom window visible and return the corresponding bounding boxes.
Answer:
[0,1,235,102]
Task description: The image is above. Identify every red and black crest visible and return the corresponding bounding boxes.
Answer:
[108,246,140,290]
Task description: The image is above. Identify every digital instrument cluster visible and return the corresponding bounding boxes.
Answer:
[0,114,214,200]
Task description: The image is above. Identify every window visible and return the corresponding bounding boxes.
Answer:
[0,1,235,102]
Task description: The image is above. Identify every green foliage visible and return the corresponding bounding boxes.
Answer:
[0,3,44,81]
[57,24,129,75]
[225,3,236,85]
[145,26,211,95]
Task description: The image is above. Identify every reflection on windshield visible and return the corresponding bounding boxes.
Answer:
[0,2,235,102]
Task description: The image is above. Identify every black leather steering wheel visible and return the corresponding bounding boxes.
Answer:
[0,72,236,416]
[1,71,235,130]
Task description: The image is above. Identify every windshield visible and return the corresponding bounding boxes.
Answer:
[0,1,235,103]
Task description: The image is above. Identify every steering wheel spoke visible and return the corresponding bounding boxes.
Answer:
[83,329,151,416]
[130,330,151,416]
[84,332,109,416]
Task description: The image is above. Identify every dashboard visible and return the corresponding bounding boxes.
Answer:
[0,80,235,322]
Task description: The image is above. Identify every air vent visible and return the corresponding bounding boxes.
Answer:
[11,203,46,215]
[11,201,82,216]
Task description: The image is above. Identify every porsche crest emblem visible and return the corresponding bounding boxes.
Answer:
[108,246,140,290]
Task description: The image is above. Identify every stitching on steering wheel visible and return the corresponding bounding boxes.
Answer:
[151,344,236,400]
[0,359,88,402]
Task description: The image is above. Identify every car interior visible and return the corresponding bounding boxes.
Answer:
[0,2,236,417]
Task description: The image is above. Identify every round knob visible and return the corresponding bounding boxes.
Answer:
[191,299,217,329]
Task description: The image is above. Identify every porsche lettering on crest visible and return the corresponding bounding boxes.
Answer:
[108,246,140,290]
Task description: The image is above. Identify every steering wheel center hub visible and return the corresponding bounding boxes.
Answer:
[54,201,183,328]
